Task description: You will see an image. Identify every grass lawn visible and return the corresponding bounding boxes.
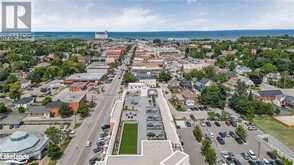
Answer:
[119,123,138,154]
[254,115,294,151]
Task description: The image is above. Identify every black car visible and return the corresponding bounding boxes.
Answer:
[266,151,277,160]
[269,161,278,165]
[235,136,243,144]
[216,136,225,145]
[0,124,3,130]
[249,160,258,165]
[275,160,284,165]
[205,121,211,127]
[214,121,221,127]
[233,158,242,165]
[190,114,196,121]
[229,131,236,138]
[185,121,192,127]
[101,124,110,130]
[219,131,227,138]
[256,160,265,165]
[231,121,238,127]
[93,147,102,153]
[9,124,14,129]
[89,156,99,165]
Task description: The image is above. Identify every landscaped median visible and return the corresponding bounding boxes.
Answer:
[119,122,138,154]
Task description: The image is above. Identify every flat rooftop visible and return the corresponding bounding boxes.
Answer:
[273,115,294,127]
[66,73,104,81]
[105,140,174,165]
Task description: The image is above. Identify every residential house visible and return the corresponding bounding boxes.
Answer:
[263,73,282,83]
[46,100,63,117]
[60,91,87,112]
[275,95,294,110]
[194,78,213,91]
[239,77,254,86]
[182,89,196,101]
[234,65,252,75]
[256,90,283,103]
[168,79,180,90]
[180,80,193,89]
[28,105,50,119]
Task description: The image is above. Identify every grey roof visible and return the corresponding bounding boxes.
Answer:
[15,97,33,104]
[46,100,63,108]
[198,78,211,84]
[0,131,39,153]
[257,90,283,97]
[29,105,49,113]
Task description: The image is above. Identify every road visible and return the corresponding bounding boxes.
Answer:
[58,46,134,165]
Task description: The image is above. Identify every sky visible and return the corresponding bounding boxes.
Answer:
[2,0,294,31]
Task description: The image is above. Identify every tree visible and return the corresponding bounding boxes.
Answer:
[236,80,248,96]
[201,139,211,155]
[47,143,63,160]
[18,107,27,113]
[0,102,7,113]
[123,72,137,84]
[77,101,90,118]
[153,39,161,45]
[199,85,226,109]
[8,81,21,100]
[193,125,203,142]
[59,103,72,118]
[45,126,62,145]
[157,71,172,82]
[42,96,52,105]
[261,63,277,74]
[205,147,217,165]
[235,125,247,142]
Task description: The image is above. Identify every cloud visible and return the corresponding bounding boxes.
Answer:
[24,0,294,31]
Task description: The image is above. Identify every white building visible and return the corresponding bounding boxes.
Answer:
[139,79,157,88]
[128,83,149,96]
[95,31,108,40]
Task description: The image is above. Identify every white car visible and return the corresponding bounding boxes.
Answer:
[263,158,270,164]
[221,151,230,159]
[85,140,91,147]
[248,150,257,160]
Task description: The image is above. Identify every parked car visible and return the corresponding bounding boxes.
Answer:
[214,121,221,127]
[274,160,284,165]
[101,124,110,130]
[219,131,227,138]
[0,124,2,130]
[257,160,266,165]
[229,131,236,138]
[9,124,14,129]
[186,121,192,127]
[266,151,277,160]
[248,150,257,160]
[217,136,225,145]
[263,158,270,164]
[85,140,91,147]
[225,121,231,126]
[241,152,250,160]
[248,160,258,165]
[231,121,238,127]
[221,151,230,159]
[200,121,206,127]
[190,114,196,121]
[269,161,278,165]
[233,158,242,165]
[205,121,211,127]
[235,136,243,144]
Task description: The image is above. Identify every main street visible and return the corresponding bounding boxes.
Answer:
[58,45,134,165]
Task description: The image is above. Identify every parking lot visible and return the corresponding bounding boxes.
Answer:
[196,119,275,164]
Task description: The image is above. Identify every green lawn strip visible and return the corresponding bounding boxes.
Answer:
[254,115,294,151]
[119,123,138,154]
